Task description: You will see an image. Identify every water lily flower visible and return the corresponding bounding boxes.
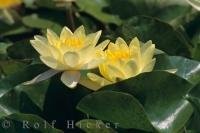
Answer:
[84,37,156,90]
[27,26,109,88]
[0,0,21,9]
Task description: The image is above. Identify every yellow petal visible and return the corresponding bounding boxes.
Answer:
[60,26,73,42]
[129,37,140,51]
[47,29,59,46]
[48,45,61,59]
[34,35,48,44]
[107,65,126,81]
[108,42,119,50]
[85,30,102,47]
[142,43,155,64]
[79,44,93,58]
[82,58,104,69]
[31,37,61,60]
[87,73,111,87]
[125,59,138,77]
[116,37,128,50]
[64,52,80,68]
[96,40,110,50]
[141,40,153,53]
[40,56,65,70]
[74,25,86,38]
[79,76,102,91]
[61,71,81,88]
[79,72,110,91]
[142,58,156,72]
[30,40,52,57]
[99,64,111,81]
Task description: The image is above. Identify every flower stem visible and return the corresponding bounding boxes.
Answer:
[2,9,14,24]
[67,2,75,31]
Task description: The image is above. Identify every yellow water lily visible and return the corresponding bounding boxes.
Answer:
[0,0,21,9]
[86,37,156,90]
[30,26,109,88]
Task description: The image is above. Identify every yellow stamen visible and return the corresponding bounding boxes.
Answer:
[65,37,84,48]
[106,50,130,62]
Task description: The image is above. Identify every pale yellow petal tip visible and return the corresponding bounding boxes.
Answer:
[34,35,41,40]
[78,25,84,29]
[96,40,110,50]
[96,30,102,37]
[63,26,72,32]
[149,43,156,50]
[62,26,73,34]
[146,40,153,44]
[130,37,140,46]
[97,30,102,34]
[47,28,55,35]
[75,25,85,34]
[30,40,35,45]
[165,69,178,74]
[115,37,126,44]
[132,37,139,42]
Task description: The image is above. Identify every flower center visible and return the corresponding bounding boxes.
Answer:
[106,50,130,62]
[65,37,84,49]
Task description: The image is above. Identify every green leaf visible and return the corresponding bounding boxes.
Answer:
[1,26,32,37]
[0,84,46,118]
[77,91,155,132]
[0,60,27,76]
[35,0,56,9]
[82,0,191,27]
[0,64,49,118]
[186,83,200,131]
[76,0,122,25]
[191,32,200,61]
[119,16,190,56]
[42,75,92,132]
[0,22,31,37]
[81,71,194,133]
[76,119,117,133]
[155,54,200,85]
[7,40,38,60]
[0,42,12,60]
[16,81,50,111]
[0,64,48,98]
[0,43,11,55]
[0,113,63,133]
[22,14,62,34]
[192,42,200,61]
[106,0,191,25]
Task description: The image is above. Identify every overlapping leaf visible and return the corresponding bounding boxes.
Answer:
[77,71,194,133]
[155,54,200,85]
